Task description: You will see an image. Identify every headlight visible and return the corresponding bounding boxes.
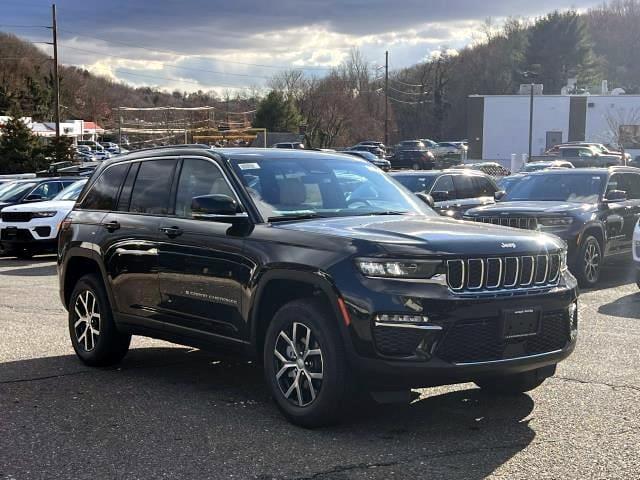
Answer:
[560,249,568,271]
[537,217,573,228]
[32,211,57,218]
[356,259,444,280]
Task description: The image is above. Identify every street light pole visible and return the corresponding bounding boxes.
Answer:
[528,82,534,161]
[384,50,389,146]
[52,4,61,142]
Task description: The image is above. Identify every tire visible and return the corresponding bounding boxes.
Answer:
[68,274,131,367]
[263,298,351,428]
[573,235,602,288]
[475,367,552,395]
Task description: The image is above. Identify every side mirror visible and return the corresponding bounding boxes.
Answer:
[605,190,627,202]
[24,194,44,202]
[191,194,244,220]
[416,192,435,208]
[431,190,450,202]
[494,190,506,201]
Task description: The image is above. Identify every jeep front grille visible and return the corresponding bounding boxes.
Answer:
[470,216,538,230]
[446,253,561,294]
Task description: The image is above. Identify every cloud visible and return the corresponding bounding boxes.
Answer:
[5,0,603,92]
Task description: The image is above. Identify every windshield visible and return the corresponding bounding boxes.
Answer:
[393,175,437,193]
[503,173,606,203]
[231,155,434,221]
[54,180,87,200]
[0,182,37,202]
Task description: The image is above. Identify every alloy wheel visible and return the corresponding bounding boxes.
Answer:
[584,240,601,283]
[73,290,101,352]
[273,322,323,407]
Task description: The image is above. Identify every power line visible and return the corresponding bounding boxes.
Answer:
[0,24,50,29]
[388,85,429,96]
[390,78,426,88]
[58,28,334,72]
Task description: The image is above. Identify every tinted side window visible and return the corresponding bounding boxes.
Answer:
[175,159,235,217]
[129,159,177,215]
[116,162,139,212]
[617,173,640,200]
[81,163,129,210]
[431,175,454,194]
[452,175,475,199]
[30,181,62,200]
[473,177,497,197]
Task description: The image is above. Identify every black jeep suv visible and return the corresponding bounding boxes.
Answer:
[464,167,640,287]
[58,147,578,427]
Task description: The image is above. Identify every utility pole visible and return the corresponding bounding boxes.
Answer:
[528,82,534,161]
[384,50,389,146]
[117,108,122,146]
[52,4,61,142]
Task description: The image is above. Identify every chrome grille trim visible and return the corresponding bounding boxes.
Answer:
[446,260,465,291]
[445,253,561,294]
[470,216,538,230]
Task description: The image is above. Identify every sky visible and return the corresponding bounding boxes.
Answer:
[1,0,602,94]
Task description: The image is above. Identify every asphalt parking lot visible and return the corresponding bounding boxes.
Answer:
[1,256,639,479]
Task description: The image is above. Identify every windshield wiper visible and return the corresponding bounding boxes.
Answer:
[268,213,326,222]
[351,211,407,217]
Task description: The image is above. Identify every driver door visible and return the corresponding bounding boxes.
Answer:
[156,157,249,339]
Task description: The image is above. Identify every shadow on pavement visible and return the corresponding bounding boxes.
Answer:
[580,257,635,292]
[598,291,640,319]
[0,346,535,479]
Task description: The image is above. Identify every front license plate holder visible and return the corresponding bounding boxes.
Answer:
[502,308,540,339]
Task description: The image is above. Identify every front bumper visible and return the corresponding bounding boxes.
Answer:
[0,220,60,251]
[338,270,578,389]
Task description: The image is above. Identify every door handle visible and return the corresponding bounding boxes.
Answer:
[160,226,183,237]
[115,247,158,256]
[102,220,120,232]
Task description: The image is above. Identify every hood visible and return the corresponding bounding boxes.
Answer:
[2,200,75,212]
[274,215,562,256]
[0,202,13,210]
[465,201,594,216]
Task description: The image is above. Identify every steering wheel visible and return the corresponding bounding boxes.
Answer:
[346,198,372,208]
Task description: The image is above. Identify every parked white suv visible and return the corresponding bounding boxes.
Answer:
[0,179,87,258]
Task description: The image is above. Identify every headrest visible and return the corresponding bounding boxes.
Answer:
[279,178,306,205]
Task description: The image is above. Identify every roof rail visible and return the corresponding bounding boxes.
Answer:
[126,144,213,154]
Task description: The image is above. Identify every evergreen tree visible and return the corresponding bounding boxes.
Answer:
[526,11,600,93]
[0,108,39,173]
[252,91,302,132]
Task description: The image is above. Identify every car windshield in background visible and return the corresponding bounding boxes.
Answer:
[231,156,433,221]
[393,175,438,193]
[0,182,36,202]
[54,180,87,201]
[503,173,605,203]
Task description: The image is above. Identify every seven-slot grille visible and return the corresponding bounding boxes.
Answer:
[469,216,537,230]
[446,253,561,293]
[1,212,32,222]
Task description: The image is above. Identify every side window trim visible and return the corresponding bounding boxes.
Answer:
[128,157,179,217]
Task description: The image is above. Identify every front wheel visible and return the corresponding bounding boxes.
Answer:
[475,367,553,395]
[574,235,602,287]
[263,299,351,428]
[69,274,131,366]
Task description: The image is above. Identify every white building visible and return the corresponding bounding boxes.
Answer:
[0,117,103,142]
[467,93,640,162]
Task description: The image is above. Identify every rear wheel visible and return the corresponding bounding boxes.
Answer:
[69,274,131,366]
[574,235,602,287]
[263,299,350,428]
[475,367,553,395]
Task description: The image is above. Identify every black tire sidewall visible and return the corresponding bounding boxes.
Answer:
[263,299,349,428]
[68,274,130,366]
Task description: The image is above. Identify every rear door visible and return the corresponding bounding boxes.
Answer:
[615,172,640,251]
[100,158,178,318]
[156,156,249,340]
